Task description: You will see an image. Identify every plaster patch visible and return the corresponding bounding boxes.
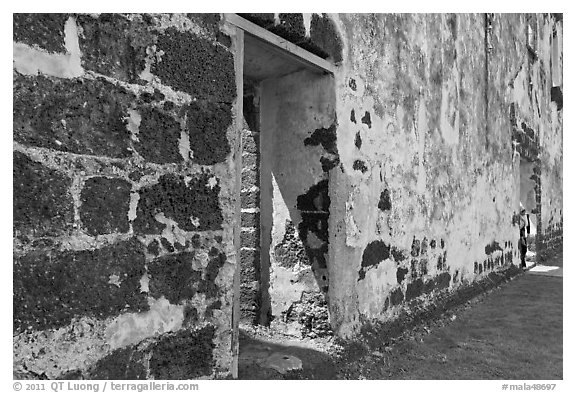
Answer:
[154,213,188,247]
[105,296,184,349]
[108,274,121,287]
[178,130,191,161]
[303,14,312,37]
[13,317,110,379]
[126,109,141,142]
[128,192,139,221]
[269,265,317,317]
[207,176,218,189]
[193,250,210,270]
[140,273,150,293]
[271,173,291,247]
[139,45,156,82]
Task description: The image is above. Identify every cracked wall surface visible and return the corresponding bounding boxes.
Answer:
[13,13,241,379]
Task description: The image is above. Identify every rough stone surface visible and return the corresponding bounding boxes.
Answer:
[270,14,306,43]
[13,151,73,237]
[274,221,308,268]
[134,107,183,164]
[309,13,344,63]
[77,14,153,83]
[149,325,216,379]
[186,101,233,165]
[134,173,223,234]
[14,74,135,157]
[89,345,147,380]
[80,177,131,236]
[284,292,332,338]
[12,12,238,381]
[148,252,200,304]
[152,28,235,102]
[13,13,68,53]
[14,238,148,333]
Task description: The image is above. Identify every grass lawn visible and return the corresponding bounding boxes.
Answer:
[239,256,563,380]
[338,272,562,379]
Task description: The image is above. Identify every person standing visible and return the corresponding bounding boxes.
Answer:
[519,204,531,268]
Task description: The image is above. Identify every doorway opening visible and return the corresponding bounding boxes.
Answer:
[238,27,337,338]
[519,157,538,263]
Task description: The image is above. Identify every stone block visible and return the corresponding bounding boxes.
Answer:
[186,101,232,165]
[310,14,344,63]
[149,325,215,379]
[240,230,260,249]
[241,169,258,187]
[13,151,73,237]
[13,238,148,333]
[242,153,258,170]
[14,74,135,157]
[269,14,306,44]
[134,107,183,164]
[89,345,147,380]
[241,212,260,228]
[152,28,235,103]
[147,252,201,304]
[242,132,259,154]
[80,177,131,236]
[134,173,222,234]
[77,14,153,83]
[240,190,259,208]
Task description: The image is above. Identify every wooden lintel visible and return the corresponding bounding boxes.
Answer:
[223,13,336,75]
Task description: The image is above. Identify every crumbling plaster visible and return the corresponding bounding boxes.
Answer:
[324,13,558,337]
[260,70,335,335]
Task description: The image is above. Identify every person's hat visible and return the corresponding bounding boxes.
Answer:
[520,202,526,213]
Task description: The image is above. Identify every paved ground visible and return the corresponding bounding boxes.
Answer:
[239,252,563,380]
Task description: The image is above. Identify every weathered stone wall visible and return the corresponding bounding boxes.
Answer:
[322,13,561,337]
[501,14,563,259]
[13,13,241,379]
[537,15,563,258]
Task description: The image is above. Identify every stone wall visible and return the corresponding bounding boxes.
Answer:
[538,15,564,259]
[13,13,563,377]
[13,13,241,379]
[326,13,562,337]
[239,82,262,324]
[304,13,559,338]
